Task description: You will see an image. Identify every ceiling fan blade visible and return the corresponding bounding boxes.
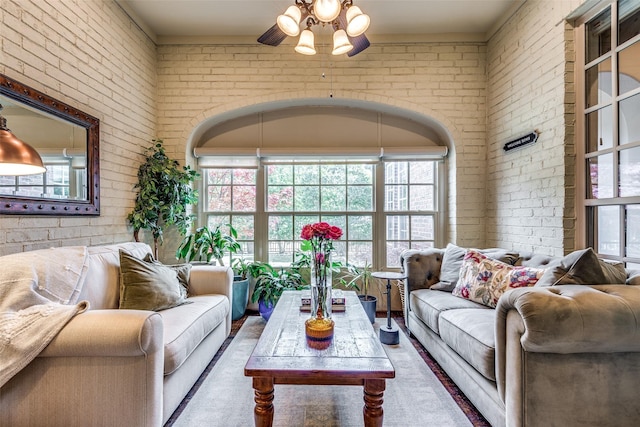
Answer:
[347,33,370,57]
[258,23,288,47]
[335,9,370,57]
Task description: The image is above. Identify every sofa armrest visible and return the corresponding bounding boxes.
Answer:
[189,265,234,335]
[188,265,234,297]
[2,309,164,427]
[495,285,640,400]
[39,309,163,357]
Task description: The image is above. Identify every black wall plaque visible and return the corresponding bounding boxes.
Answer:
[503,131,539,152]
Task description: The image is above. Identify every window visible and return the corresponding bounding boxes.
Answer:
[579,0,640,267]
[0,161,85,199]
[200,159,441,269]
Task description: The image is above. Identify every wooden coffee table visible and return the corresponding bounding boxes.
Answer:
[244,290,395,427]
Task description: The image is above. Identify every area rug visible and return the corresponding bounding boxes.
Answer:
[166,316,473,427]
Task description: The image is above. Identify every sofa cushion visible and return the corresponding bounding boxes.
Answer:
[430,244,520,292]
[439,308,497,381]
[410,288,489,335]
[160,294,229,375]
[535,248,627,287]
[453,250,545,308]
[119,250,190,311]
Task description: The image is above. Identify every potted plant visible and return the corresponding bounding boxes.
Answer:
[250,262,306,321]
[339,261,377,323]
[127,139,199,258]
[175,223,240,265]
[230,255,261,320]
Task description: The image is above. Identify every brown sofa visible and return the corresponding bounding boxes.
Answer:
[401,246,640,427]
[0,242,233,427]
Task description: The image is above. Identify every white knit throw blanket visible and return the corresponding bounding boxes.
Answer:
[0,246,90,388]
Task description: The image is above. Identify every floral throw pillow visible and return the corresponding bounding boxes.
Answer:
[452,250,546,308]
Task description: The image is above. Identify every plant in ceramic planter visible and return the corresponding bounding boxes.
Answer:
[230,255,262,320]
[127,139,199,258]
[175,223,240,265]
[250,262,306,321]
[339,261,377,323]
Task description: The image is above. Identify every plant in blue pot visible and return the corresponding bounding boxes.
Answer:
[250,262,305,321]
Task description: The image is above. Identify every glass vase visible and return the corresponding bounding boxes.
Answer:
[305,252,334,349]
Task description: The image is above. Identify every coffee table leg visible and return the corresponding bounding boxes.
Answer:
[363,378,386,427]
[252,377,274,427]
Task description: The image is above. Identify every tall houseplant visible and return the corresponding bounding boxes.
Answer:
[127,140,199,258]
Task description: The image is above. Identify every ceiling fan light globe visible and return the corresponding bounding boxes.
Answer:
[332,29,353,55]
[277,6,302,37]
[295,29,317,55]
[346,6,370,36]
[313,0,341,23]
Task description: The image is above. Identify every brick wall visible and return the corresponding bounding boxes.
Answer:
[0,0,586,259]
[485,0,582,256]
[0,0,156,255]
[155,41,489,254]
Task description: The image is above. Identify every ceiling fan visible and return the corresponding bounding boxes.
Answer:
[258,0,371,57]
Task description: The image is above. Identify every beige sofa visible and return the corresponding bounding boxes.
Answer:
[0,242,233,427]
[401,246,640,427]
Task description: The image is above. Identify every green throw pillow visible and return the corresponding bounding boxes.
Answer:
[119,250,191,311]
[143,253,191,296]
[535,248,627,287]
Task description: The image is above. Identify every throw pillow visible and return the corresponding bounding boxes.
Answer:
[430,244,520,292]
[452,250,545,308]
[535,248,627,287]
[143,253,191,295]
[119,250,191,311]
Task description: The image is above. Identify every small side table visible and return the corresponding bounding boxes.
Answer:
[372,271,406,345]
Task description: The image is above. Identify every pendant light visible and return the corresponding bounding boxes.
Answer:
[0,104,46,176]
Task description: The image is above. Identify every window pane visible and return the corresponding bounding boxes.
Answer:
[321,215,346,233]
[348,241,373,266]
[321,185,346,211]
[626,205,640,257]
[385,184,408,211]
[232,215,254,240]
[619,94,640,146]
[585,58,612,108]
[411,241,434,251]
[207,215,229,229]
[410,161,434,184]
[268,215,292,240]
[267,186,293,211]
[619,0,640,46]
[207,169,231,184]
[347,164,373,184]
[232,186,256,211]
[207,186,231,211]
[295,164,318,184]
[385,162,408,184]
[619,146,640,197]
[295,186,319,211]
[268,241,294,265]
[233,169,255,185]
[411,215,434,241]
[348,215,373,240]
[267,165,292,185]
[588,154,614,198]
[586,6,611,62]
[321,164,345,184]
[410,185,434,210]
[586,105,613,152]
[619,43,640,95]
[598,205,620,255]
[387,215,409,240]
[348,186,373,211]
[386,241,409,268]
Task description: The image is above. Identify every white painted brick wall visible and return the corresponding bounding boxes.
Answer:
[486,0,582,256]
[0,0,156,255]
[0,0,586,259]
[155,42,489,251]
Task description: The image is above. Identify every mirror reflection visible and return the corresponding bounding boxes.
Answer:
[0,95,88,200]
